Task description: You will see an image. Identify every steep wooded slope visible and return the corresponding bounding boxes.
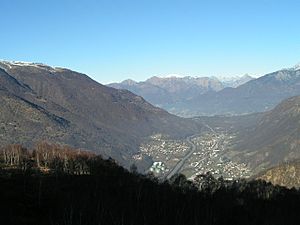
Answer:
[0,61,201,169]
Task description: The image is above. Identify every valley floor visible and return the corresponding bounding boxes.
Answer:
[139,124,251,180]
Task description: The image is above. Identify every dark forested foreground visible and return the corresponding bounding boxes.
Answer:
[1,143,300,225]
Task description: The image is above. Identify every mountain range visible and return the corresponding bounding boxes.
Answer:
[1,60,300,184]
[0,61,201,170]
[109,66,300,117]
[109,75,253,116]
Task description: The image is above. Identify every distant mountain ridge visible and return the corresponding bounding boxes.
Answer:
[220,74,253,88]
[110,65,300,117]
[0,60,201,170]
[109,65,300,117]
[190,65,300,116]
[109,74,253,116]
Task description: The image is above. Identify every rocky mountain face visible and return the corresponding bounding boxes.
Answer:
[109,75,253,116]
[0,61,201,170]
[231,96,300,173]
[255,160,300,188]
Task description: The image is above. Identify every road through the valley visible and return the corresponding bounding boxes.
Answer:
[164,123,221,180]
[165,135,197,180]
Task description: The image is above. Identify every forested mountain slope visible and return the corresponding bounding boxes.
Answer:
[0,61,201,169]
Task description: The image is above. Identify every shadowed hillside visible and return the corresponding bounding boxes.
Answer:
[232,96,300,172]
[1,143,300,225]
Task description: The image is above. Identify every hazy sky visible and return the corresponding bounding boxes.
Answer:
[1,0,300,84]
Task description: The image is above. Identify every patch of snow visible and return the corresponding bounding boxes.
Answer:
[293,62,300,71]
[217,75,241,82]
[0,60,61,73]
[159,74,186,78]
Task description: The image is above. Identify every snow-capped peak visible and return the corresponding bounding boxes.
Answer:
[0,60,62,72]
[293,62,300,71]
[121,79,137,85]
[217,75,241,82]
[0,60,48,68]
[160,74,186,78]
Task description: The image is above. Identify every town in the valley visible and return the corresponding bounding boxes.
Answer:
[137,129,251,180]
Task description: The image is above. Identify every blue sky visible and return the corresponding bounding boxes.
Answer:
[1,0,300,84]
